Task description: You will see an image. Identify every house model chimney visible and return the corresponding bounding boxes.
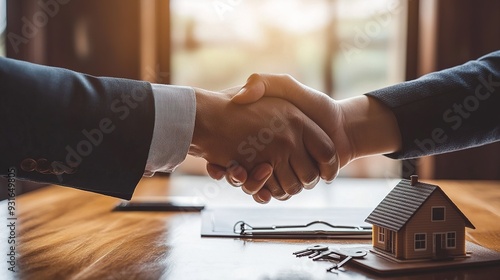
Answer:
[410,175,419,186]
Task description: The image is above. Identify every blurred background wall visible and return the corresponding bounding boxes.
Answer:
[405,0,500,180]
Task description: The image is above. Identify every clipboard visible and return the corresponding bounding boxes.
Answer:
[201,207,373,239]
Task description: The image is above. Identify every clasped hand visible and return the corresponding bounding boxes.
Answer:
[190,74,355,203]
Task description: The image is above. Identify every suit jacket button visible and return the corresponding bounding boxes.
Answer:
[36,158,51,174]
[21,158,37,172]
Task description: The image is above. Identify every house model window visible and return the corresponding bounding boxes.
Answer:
[414,233,426,250]
[432,206,445,221]
[364,175,475,260]
[378,228,385,243]
[447,232,456,248]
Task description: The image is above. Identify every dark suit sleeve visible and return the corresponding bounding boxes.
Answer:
[0,57,155,199]
[366,51,500,159]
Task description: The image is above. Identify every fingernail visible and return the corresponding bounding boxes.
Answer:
[254,195,265,204]
[231,178,243,188]
[236,87,247,97]
[286,184,303,196]
[229,177,243,187]
[253,166,272,181]
[230,165,246,179]
[304,176,320,189]
[214,171,225,180]
[258,198,269,204]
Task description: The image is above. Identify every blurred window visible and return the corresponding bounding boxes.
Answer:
[171,0,407,178]
[0,0,5,56]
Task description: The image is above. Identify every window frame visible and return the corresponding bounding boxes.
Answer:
[446,231,456,249]
[431,206,446,222]
[378,227,385,244]
[414,233,427,251]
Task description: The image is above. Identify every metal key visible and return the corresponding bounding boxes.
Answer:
[293,245,328,257]
[311,249,340,261]
[326,248,367,272]
[308,249,326,258]
[311,250,341,261]
[313,247,365,261]
[311,247,350,261]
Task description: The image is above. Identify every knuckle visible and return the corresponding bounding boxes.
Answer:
[285,111,302,126]
[279,136,296,151]
[279,73,294,83]
[272,130,296,151]
[247,73,263,83]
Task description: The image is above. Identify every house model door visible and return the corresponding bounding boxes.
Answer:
[434,233,446,257]
[387,230,395,254]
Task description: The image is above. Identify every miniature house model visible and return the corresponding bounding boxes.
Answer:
[365,175,475,260]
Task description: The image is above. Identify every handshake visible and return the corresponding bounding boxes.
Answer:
[189,74,402,203]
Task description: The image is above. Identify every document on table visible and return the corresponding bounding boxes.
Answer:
[201,207,373,239]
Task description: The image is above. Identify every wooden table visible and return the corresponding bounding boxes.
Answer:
[1,176,499,279]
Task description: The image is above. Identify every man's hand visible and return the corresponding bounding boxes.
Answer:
[229,74,351,203]
[207,74,402,203]
[191,87,338,202]
[232,74,354,168]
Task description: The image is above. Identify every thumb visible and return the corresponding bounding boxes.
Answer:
[231,75,266,104]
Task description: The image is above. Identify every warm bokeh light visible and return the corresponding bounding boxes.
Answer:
[172,0,406,178]
[171,0,405,96]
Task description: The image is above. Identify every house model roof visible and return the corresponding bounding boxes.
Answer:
[364,178,475,232]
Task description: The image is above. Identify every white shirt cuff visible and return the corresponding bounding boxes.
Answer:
[144,84,196,176]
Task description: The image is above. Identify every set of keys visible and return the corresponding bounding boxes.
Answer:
[293,245,367,272]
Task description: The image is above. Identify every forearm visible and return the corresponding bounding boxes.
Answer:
[366,51,500,159]
[189,87,228,159]
[340,95,402,160]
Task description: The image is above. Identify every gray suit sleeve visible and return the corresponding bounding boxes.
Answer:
[366,51,500,159]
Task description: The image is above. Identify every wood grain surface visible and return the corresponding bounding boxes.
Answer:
[2,177,499,279]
